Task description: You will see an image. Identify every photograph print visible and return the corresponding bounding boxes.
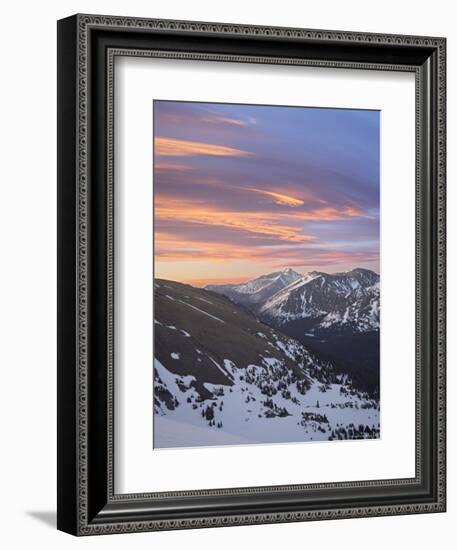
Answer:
[153,100,380,449]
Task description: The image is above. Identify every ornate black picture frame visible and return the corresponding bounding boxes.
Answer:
[57,14,446,535]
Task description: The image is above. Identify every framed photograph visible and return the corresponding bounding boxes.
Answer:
[57,14,446,535]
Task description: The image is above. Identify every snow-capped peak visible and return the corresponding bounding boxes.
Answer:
[278,267,303,285]
[206,268,302,305]
[260,268,380,332]
[281,267,300,277]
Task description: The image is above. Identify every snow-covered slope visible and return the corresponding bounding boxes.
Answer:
[154,278,379,448]
[260,268,380,332]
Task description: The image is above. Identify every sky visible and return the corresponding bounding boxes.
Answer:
[153,101,380,287]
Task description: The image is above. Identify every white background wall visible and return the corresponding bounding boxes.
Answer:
[0,0,454,548]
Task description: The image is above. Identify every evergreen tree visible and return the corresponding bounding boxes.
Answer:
[205,406,214,421]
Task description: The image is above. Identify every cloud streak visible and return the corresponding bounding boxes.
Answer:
[155,201,315,244]
[155,137,253,158]
[246,188,304,207]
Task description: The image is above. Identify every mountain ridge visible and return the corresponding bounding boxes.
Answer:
[205,267,303,307]
[206,267,380,333]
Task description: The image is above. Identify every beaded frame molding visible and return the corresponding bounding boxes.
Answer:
[57,14,446,536]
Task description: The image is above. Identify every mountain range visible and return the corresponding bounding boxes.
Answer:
[153,274,380,448]
[207,267,380,333]
[206,267,380,396]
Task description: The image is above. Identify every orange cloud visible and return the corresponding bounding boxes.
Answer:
[155,237,300,265]
[300,206,362,220]
[154,197,368,270]
[155,137,253,158]
[156,196,361,226]
[155,199,315,244]
[154,161,193,172]
[154,235,378,268]
[246,188,304,207]
[155,238,260,261]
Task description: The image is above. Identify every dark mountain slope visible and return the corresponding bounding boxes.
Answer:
[154,278,331,389]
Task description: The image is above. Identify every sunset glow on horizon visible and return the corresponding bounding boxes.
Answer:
[153,101,380,287]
